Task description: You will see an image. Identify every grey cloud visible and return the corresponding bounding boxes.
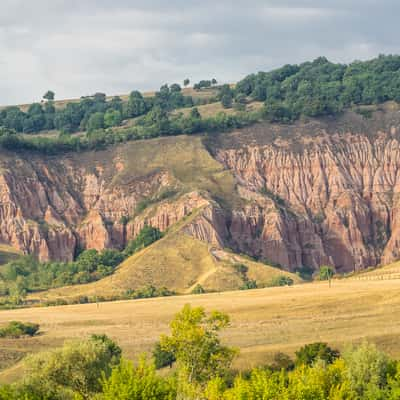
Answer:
[0,1,399,104]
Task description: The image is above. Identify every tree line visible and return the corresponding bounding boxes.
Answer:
[234,54,400,122]
[2,55,400,155]
[0,83,206,135]
[0,104,259,154]
[1,305,400,399]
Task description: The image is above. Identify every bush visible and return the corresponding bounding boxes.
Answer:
[101,357,175,400]
[343,341,394,397]
[267,275,294,287]
[124,225,163,257]
[240,280,257,290]
[24,335,121,399]
[153,342,176,369]
[295,342,340,366]
[0,321,39,338]
[269,352,295,371]
[233,263,248,276]
[191,284,205,294]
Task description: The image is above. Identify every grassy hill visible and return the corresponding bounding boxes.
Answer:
[28,209,300,303]
[0,244,21,266]
[347,260,400,281]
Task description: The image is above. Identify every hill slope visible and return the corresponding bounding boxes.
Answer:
[2,106,400,280]
[28,212,300,302]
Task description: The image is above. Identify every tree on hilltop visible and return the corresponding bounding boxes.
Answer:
[43,90,55,101]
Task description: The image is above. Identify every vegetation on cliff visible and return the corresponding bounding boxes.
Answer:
[0,226,163,303]
[2,55,400,154]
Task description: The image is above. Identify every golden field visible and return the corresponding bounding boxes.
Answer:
[1,275,400,383]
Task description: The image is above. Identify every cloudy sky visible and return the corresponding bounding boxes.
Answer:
[1,0,399,105]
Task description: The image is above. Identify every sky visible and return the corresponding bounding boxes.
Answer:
[1,0,400,105]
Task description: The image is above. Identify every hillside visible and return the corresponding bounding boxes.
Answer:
[27,214,300,302]
[2,55,400,300]
[2,106,400,285]
[0,244,20,266]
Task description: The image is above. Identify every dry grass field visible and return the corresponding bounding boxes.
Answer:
[1,277,400,383]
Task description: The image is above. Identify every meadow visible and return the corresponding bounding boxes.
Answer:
[1,275,400,383]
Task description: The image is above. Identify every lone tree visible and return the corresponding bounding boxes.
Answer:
[319,265,335,287]
[183,78,190,87]
[160,304,236,385]
[43,90,55,101]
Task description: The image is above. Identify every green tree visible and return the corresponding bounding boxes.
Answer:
[76,249,100,273]
[101,357,175,400]
[343,341,394,398]
[170,83,181,93]
[153,341,176,369]
[184,78,190,87]
[124,225,163,256]
[221,94,233,108]
[191,284,205,294]
[295,342,340,366]
[126,90,147,118]
[0,321,39,338]
[87,112,105,132]
[8,281,27,306]
[99,249,125,269]
[160,304,237,384]
[190,107,201,119]
[104,109,122,128]
[43,90,55,101]
[24,335,121,399]
[319,265,335,287]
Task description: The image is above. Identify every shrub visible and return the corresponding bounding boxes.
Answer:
[191,284,205,294]
[124,225,163,257]
[295,342,340,366]
[0,321,39,338]
[343,341,395,397]
[233,263,248,277]
[295,265,314,281]
[269,352,295,371]
[267,275,294,287]
[240,280,257,290]
[24,335,121,399]
[101,357,175,400]
[153,342,176,369]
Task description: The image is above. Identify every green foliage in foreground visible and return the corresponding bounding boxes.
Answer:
[2,306,400,399]
[295,342,340,367]
[153,342,176,369]
[0,321,39,338]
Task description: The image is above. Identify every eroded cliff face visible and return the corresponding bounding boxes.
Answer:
[2,111,400,272]
[213,120,400,272]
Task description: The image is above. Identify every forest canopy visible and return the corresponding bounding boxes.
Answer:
[2,55,400,153]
